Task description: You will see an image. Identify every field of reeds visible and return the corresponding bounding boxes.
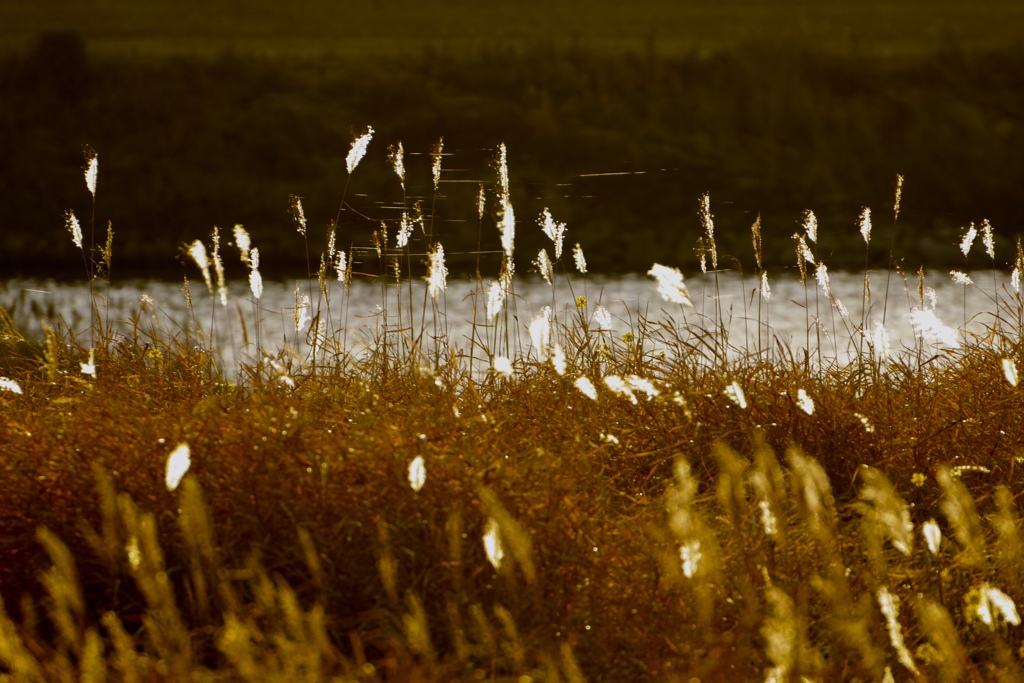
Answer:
[3,138,1024,682]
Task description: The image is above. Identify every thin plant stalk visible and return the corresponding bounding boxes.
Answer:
[881,174,904,328]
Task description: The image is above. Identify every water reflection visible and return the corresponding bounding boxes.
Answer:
[1,270,1014,378]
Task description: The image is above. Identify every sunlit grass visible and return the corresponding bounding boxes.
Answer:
[2,140,1024,680]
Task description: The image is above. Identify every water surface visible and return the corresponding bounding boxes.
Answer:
[2,270,1014,378]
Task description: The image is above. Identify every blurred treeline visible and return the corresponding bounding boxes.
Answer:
[2,32,1023,279]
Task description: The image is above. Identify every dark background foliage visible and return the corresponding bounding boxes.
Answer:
[2,0,1023,278]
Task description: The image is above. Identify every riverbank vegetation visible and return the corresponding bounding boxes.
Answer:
[2,141,1024,679]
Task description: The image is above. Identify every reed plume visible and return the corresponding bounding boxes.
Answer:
[426,243,448,301]
[346,126,373,175]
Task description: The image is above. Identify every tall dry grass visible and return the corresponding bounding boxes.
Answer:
[1,139,1024,680]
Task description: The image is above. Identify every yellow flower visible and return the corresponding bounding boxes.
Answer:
[622,332,634,344]
[575,295,587,309]
[911,472,927,488]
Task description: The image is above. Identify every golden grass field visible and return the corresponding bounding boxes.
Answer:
[2,139,1024,681]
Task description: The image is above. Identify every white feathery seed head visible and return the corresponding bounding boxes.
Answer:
[493,144,512,259]
[551,344,566,376]
[500,252,514,286]
[1002,358,1018,387]
[165,443,191,492]
[538,208,567,260]
[188,240,213,294]
[80,350,96,376]
[759,501,777,537]
[603,374,638,405]
[334,249,347,282]
[529,306,551,360]
[794,234,815,275]
[84,151,98,197]
[486,280,505,322]
[647,264,693,307]
[960,223,977,257]
[760,271,771,302]
[833,297,850,320]
[483,517,504,570]
[985,585,1021,627]
[815,263,831,298]
[859,207,872,245]
[0,377,22,394]
[233,224,251,264]
[295,289,311,333]
[431,137,444,190]
[909,307,959,348]
[66,210,83,250]
[1008,240,1022,296]
[496,143,510,196]
[573,243,587,274]
[967,583,1021,628]
[492,356,513,378]
[408,455,426,492]
[346,126,374,174]
[389,141,405,189]
[326,227,336,260]
[877,587,919,675]
[922,519,941,555]
[499,197,516,259]
[249,247,263,300]
[627,375,660,400]
[871,321,891,363]
[950,270,973,286]
[594,305,612,332]
[426,243,448,301]
[574,376,598,400]
[797,234,815,264]
[796,389,814,415]
[396,212,412,249]
[534,248,553,285]
[268,359,295,389]
[680,540,702,579]
[981,219,994,259]
[802,209,817,243]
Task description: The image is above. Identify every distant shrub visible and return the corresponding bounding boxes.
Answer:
[22,31,91,103]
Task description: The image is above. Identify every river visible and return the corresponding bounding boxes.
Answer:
[2,269,1017,379]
